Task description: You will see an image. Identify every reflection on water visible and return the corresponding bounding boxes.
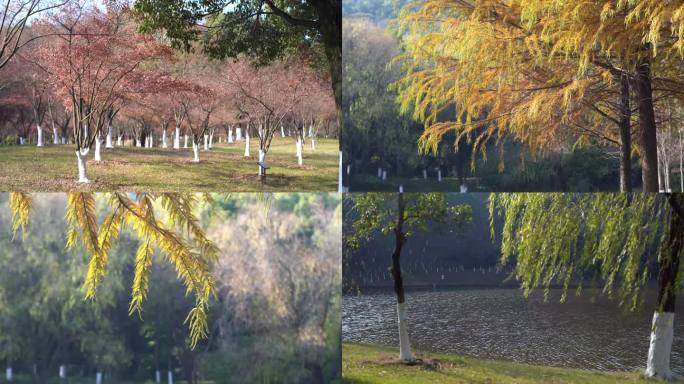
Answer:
[342,288,684,374]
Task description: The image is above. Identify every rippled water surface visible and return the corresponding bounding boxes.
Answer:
[342,288,684,374]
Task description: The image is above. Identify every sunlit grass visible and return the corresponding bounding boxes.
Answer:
[0,137,338,192]
[343,343,682,384]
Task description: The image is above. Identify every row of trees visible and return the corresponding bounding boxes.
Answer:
[0,193,341,383]
[346,192,683,380]
[393,0,684,192]
[0,1,337,182]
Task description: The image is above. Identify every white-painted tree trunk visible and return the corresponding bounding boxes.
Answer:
[106,126,113,148]
[19,137,24,145]
[162,130,168,148]
[96,371,102,384]
[61,137,67,145]
[399,185,404,192]
[94,136,102,162]
[167,370,173,384]
[155,370,161,384]
[377,168,382,178]
[36,126,44,147]
[311,138,315,150]
[136,138,142,147]
[174,128,180,149]
[438,169,442,182]
[258,149,265,176]
[645,311,674,380]
[192,142,200,163]
[184,135,188,148]
[209,132,214,148]
[281,126,285,137]
[76,150,90,183]
[6,367,12,382]
[228,128,234,143]
[150,135,154,148]
[382,170,387,181]
[397,302,413,361]
[460,184,468,193]
[347,164,351,175]
[204,134,208,150]
[236,127,242,141]
[53,127,59,145]
[244,134,250,157]
[59,365,66,378]
[117,136,122,146]
[297,139,303,166]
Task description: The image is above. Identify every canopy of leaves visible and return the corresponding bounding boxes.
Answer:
[346,192,472,248]
[134,0,323,66]
[489,193,679,311]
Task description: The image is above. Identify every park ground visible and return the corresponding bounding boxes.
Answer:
[342,343,684,384]
[0,138,338,192]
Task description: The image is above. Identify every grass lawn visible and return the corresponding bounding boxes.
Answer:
[0,137,338,192]
[343,343,683,384]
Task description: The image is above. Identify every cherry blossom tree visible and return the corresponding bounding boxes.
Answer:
[222,59,329,175]
[31,2,172,182]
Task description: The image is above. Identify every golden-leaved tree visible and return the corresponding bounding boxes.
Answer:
[9,192,218,348]
[393,0,684,192]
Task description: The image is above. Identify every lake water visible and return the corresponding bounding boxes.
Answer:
[342,288,684,374]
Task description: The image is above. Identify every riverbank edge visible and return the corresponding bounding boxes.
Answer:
[342,342,684,384]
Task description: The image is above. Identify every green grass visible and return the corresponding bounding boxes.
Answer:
[343,343,683,384]
[0,138,338,192]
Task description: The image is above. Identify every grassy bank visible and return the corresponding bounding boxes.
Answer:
[343,343,683,384]
[0,137,338,192]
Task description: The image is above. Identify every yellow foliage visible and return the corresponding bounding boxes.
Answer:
[10,192,218,349]
[9,192,31,239]
[392,0,684,163]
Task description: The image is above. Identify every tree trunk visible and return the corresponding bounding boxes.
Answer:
[192,142,200,162]
[316,0,341,141]
[53,127,59,145]
[76,150,90,183]
[646,194,682,379]
[635,43,659,192]
[204,134,208,150]
[106,126,114,148]
[244,133,250,157]
[94,135,102,162]
[258,149,265,176]
[392,193,413,361]
[174,127,181,149]
[236,127,242,141]
[162,129,168,148]
[619,73,632,192]
[36,126,44,147]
